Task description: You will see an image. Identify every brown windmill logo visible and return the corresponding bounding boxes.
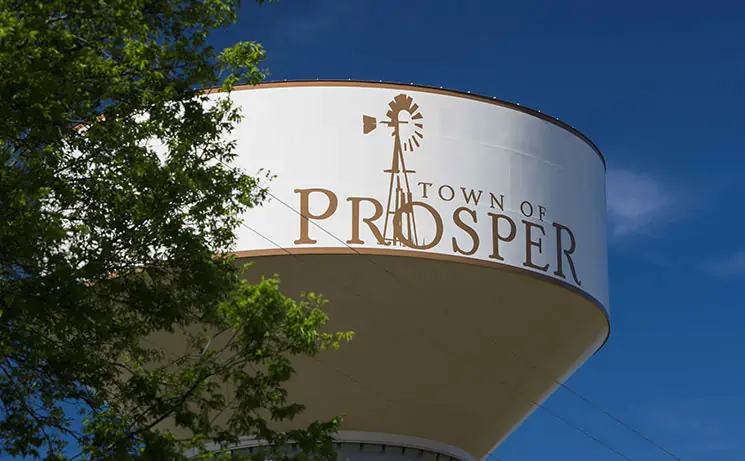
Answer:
[363,94,424,246]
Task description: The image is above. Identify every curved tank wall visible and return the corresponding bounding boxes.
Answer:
[152,81,610,460]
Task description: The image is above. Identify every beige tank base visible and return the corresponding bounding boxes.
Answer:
[149,252,608,459]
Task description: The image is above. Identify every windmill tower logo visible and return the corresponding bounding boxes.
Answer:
[363,94,424,247]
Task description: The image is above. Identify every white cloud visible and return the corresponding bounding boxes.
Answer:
[606,168,675,237]
[702,251,745,278]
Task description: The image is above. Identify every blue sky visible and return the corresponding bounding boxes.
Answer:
[212,1,745,460]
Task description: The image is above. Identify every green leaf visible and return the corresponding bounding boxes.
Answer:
[0,0,351,459]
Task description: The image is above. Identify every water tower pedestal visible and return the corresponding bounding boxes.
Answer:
[224,432,474,461]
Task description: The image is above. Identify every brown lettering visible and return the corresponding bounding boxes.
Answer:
[522,220,548,272]
[438,185,455,201]
[539,205,547,222]
[293,188,338,244]
[489,193,505,211]
[418,181,433,199]
[452,207,479,256]
[553,222,581,286]
[347,197,386,245]
[520,200,534,218]
[488,213,516,261]
[460,187,483,206]
[394,201,443,250]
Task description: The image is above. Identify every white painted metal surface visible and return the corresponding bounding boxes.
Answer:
[219,83,608,312]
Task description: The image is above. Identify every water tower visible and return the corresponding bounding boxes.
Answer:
[175,81,610,461]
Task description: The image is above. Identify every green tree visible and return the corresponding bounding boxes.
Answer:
[0,0,352,459]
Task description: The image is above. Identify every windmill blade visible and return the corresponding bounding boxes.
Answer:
[363,115,377,134]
